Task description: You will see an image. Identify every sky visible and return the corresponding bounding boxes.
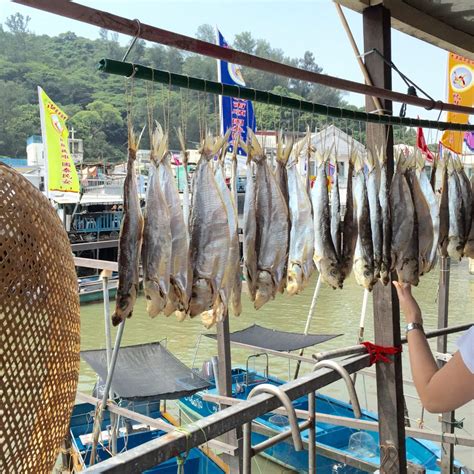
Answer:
[1,0,450,140]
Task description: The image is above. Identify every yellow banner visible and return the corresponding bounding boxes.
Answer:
[440,53,474,154]
[38,87,79,200]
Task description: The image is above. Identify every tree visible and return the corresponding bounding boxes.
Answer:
[5,13,30,34]
[196,24,215,43]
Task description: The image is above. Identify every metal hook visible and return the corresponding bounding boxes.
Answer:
[126,64,138,79]
[313,360,362,418]
[122,19,142,62]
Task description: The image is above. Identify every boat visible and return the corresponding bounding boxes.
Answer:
[78,274,119,304]
[71,341,228,473]
[177,325,461,474]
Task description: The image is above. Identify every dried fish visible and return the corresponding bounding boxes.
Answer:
[141,125,172,318]
[415,153,439,273]
[311,148,344,289]
[377,147,391,285]
[274,132,292,293]
[159,137,191,318]
[464,176,474,258]
[400,163,421,285]
[353,156,376,290]
[249,130,289,309]
[188,133,231,318]
[447,157,466,260]
[438,160,449,257]
[390,153,414,275]
[243,151,258,302]
[454,157,472,246]
[214,145,241,318]
[340,152,357,280]
[287,145,314,295]
[112,126,144,326]
[365,149,382,279]
[330,155,342,261]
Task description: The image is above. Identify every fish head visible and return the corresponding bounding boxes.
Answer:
[287,264,303,295]
[144,281,167,318]
[112,286,138,326]
[189,278,213,317]
[353,258,375,290]
[447,239,464,262]
[200,310,217,329]
[254,270,274,309]
[396,258,420,286]
[320,260,344,289]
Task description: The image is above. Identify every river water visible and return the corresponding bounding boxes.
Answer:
[79,260,473,469]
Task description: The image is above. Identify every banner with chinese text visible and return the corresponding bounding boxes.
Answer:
[440,53,474,154]
[38,86,79,202]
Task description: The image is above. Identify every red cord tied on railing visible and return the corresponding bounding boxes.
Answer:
[361,341,402,366]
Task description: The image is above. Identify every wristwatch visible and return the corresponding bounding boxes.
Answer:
[406,322,424,335]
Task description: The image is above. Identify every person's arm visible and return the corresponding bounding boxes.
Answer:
[393,282,474,413]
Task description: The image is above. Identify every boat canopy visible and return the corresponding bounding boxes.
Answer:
[206,324,341,352]
[81,342,210,401]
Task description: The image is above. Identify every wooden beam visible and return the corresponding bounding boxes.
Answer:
[74,257,118,272]
[436,257,455,473]
[12,0,474,115]
[363,5,407,473]
[82,354,370,473]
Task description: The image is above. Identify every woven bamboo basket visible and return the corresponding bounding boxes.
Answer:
[0,163,80,473]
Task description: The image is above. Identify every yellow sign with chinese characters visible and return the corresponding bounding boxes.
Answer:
[38,86,79,201]
[440,53,474,154]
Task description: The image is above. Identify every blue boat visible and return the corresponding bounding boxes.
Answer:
[73,341,228,473]
[178,325,462,473]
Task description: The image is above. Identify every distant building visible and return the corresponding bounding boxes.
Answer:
[26,134,84,166]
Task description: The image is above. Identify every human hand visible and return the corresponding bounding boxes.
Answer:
[392,281,423,324]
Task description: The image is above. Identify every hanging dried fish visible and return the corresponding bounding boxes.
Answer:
[158,133,191,319]
[390,153,415,280]
[141,124,172,318]
[213,143,241,320]
[415,153,439,274]
[188,133,231,318]
[464,175,474,258]
[311,148,344,289]
[454,157,472,248]
[340,151,357,281]
[112,125,144,326]
[377,146,391,285]
[247,129,289,309]
[243,148,258,303]
[274,131,293,293]
[229,143,243,316]
[353,156,376,290]
[287,140,314,295]
[438,160,449,257]
[330,154,342,262]
[393,156,418,285]
[447,156,466,261]
[365,149,382,280]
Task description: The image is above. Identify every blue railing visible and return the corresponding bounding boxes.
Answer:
[72,212,123,233]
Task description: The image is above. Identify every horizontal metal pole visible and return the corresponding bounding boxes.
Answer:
[98,58,473,132]
[252,419,312,455]
[71,240,119,251]
[201,393,474,447]
[83,354,370,473]
[74,257,118,272]
[12,0,474,116]
[313,322,473,361]
[75,392,236,456]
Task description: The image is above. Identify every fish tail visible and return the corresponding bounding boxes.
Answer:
[354,152,364,173]
[247,128,264,158]
[376,145,386,167]
[365,148,375,171]
[414,149,425,171]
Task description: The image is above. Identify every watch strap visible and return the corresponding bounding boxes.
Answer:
[406,322,424,334]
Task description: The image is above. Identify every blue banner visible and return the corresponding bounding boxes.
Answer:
[217,29,256,156]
